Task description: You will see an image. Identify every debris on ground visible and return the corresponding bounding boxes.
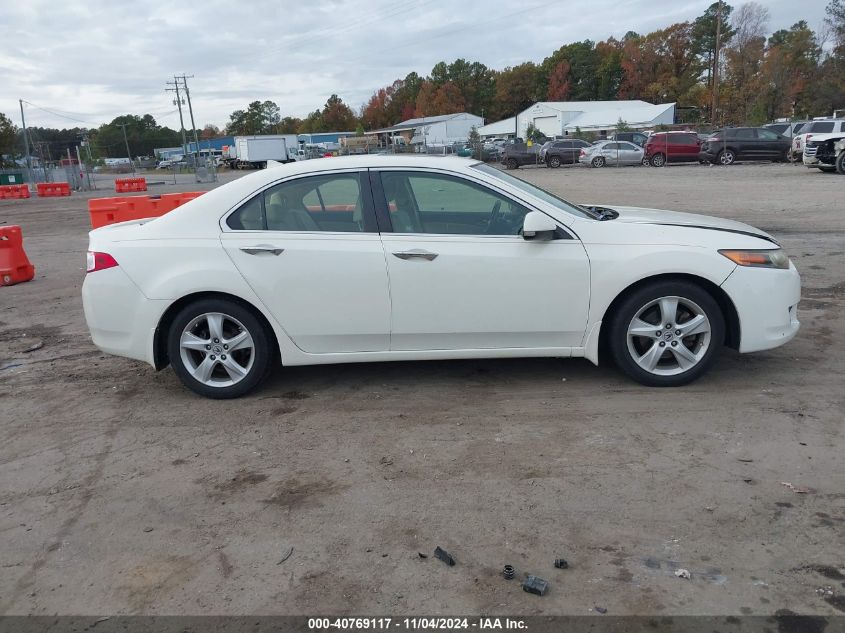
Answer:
[417,552,428,559]
[433,546,455,566]
[142,527,154,533]
[781,482,814,494]
[276,546,294,564]
[502,565,515,579]
[554,558,569,569]
[594,606,607,614]
[522,575,548,596]
[379,456,394,466]
[675,568,691,579]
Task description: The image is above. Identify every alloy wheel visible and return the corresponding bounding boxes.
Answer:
[179,312,255,387]
[719,150,735,165]
[626,296,712,376]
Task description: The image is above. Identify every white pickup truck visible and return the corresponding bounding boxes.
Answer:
[792,119,845,159]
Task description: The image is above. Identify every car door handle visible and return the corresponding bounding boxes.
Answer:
[392,249,438,261]
[240,245,284,256]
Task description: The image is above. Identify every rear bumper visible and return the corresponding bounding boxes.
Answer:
[82,267,168,367]
[721,262,801,353]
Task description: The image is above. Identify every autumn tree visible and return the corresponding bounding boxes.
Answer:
[201,124,220,139]
[320,94,358,131]
[722,2,770,123]
[495,63,541,117]
[547,60,571,100]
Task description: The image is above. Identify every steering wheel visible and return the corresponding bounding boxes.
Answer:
[485,200,502,234]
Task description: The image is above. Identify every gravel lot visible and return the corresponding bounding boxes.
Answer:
[1,162,843,617]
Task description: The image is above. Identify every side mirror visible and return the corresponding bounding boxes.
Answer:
[522,211,558,241]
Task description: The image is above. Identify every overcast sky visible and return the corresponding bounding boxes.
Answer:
[1,0,830,131]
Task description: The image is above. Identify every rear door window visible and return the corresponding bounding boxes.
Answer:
[810,122,834,133]
[735,128,755,139]
[756,129,780,140]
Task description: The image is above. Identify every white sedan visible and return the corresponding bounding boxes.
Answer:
[82,156,800,398]
[579,140,645,167]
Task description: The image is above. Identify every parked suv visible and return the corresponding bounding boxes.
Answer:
[791,119,845,159]
[500,142,541,169]
[644,132,701,166]
[699,127,791,165]
[541,139,592,167]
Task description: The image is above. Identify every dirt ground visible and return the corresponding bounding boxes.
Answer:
[0,162,843,617]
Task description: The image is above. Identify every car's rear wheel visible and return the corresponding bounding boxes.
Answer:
[718,149,736,165]
[548,156,562,168]
[167,298,273,399]
[591,156,606,168]
[837,152,845,175]
[650,153,666,167]
[608,281,725,387]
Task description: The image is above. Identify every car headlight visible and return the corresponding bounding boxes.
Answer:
[719,248,790,269]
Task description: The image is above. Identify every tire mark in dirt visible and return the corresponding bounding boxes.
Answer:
[0,417,120,614]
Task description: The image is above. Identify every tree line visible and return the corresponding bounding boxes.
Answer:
[1,0,843,164]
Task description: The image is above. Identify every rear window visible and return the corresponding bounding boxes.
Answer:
[792,123,806,134]
[668,133,696,144]
[766,124,789,134]
[809,122,835,133]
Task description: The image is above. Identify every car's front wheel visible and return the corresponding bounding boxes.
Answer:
[506,158,518,169]
[608,281,725,387]
[167,298,273,398]
[837,152,845,175]
[548,156,562,168]
[591,156,606,168]
[718,149,736,165]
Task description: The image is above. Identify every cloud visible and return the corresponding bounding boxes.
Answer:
[1,0,829,129]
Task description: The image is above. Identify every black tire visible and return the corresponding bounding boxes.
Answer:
[607,281,725,387]
[718,149,736,165]
[650,153,666,167]
[591,156,606,168]
[506,158,518,169]
[836,151,845,175]
[548,156,562,168]
[167,298,273,399]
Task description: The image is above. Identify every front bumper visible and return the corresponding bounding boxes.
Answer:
[82,267,168,367]
[720,262,801,353]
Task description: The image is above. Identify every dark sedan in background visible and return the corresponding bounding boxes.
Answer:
[699,127,791,165]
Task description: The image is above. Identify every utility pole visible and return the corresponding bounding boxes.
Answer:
[19,99,34,189]
[176,74,202,167]
[117,123,135,174]
[166,78,189,160]
[711,0,723,126]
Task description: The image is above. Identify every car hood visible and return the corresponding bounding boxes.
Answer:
[586,205,779,245]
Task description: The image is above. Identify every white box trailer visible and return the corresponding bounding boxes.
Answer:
[226,135,302,169]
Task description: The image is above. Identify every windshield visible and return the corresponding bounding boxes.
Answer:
[471,163,599,219]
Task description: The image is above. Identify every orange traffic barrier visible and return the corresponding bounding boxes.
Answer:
[0,225,35,287]
[36,182,71,197]
[115,177,147,193]
[0,184,31,199]
[87,192,206,229]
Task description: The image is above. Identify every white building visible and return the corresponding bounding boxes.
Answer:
[478,101,675,140]
[369,113,484,146]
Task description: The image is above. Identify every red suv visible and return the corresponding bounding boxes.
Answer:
[644,132,702,166]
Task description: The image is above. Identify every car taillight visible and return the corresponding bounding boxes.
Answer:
[579,149,586,156]
[87,251,118,273]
